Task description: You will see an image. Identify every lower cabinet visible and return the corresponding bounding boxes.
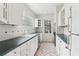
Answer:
[5,47,20,56]
[5,36,38,56]
[20,36,38,56]
[60,40,70,56]
[56,35,60,55]
[28,36,38,56]
[56,35,70,56]
[20,42,28,56]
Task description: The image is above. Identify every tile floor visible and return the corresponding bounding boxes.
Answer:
[35,42,57,56]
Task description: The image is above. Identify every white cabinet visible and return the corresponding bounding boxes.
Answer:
[20,42,27,56]
[58,7,64,26]
[60,39,70,56]
[58,4,72,26]
[0,3,35,25]
[57,11,60,26]
[20,36,38,56]
[7,3,35,26]
[56,35,60,55]
[0,3,3,22]
[5,35,38,56]
[0,3,8,24]
[28,36,38,56]
[7,3,23,25]
[56,35,70,56]
[35,19,38,27]
[20,40,31,56]
[5,47,20,56]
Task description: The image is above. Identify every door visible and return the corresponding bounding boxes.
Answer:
[42,20,53,42]
[71,35,79,56]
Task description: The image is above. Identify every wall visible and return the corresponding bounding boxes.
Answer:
[0,3,36,41]
[56,3,64,13]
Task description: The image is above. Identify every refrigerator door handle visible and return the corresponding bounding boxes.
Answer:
[68,17,69,32]
[68,17,71,32]
[71,33,79,36]
[68,7,72,33]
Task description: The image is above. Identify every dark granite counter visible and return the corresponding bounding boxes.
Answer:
[57,34,69,44]
[0,34,39,56]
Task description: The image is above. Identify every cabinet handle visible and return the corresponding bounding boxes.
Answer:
[14,52,16,54]
[65,46,68,49]
[65,46,71,51]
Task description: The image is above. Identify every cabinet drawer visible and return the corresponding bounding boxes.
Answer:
[5,47,20,56]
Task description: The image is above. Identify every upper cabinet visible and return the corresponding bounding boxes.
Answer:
[35,19,41,27]
[0,3,36,26]
[58,6,65,26]
[22,4,36,26]
[0,3,24,25]
[35,19,38,27]
[57,4,72,27]
[0,3,8,24]
[7,3,24,25]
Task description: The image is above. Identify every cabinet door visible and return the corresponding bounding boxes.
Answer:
[0,4,3,22]
[56,35,60,55]
[58,11,61,26]
[5,47,20,56]
[20,40,31,56]
[20,43,27,56]
[0,3,8,24]
[29,38,37,56]
[8,3,23,25]
[33,36,38,54]
[24,39,33,56]
[60,40,70,56]
[35,19,38,27]
[27,36,38,56]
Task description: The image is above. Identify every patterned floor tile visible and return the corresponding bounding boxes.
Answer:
[35,42,57,56]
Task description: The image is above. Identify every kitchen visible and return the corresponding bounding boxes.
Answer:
[0,3,79,56]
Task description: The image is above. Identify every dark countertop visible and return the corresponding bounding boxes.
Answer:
[0,34,39,56]
[57,34,69,44]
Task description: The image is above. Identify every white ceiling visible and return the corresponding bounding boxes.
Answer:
[27,3,57,15]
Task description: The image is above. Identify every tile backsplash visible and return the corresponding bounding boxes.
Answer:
[0,25,35,41]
